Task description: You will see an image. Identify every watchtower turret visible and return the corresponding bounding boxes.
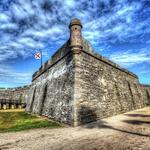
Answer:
[69,18,83,53]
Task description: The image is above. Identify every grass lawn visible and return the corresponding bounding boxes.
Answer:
[0,109,61,133]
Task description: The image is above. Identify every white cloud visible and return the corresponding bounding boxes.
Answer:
[0,0,149,86]
[110,49,150,67]
[0,23,18,30]
[0,0,149,60]
[0,64,32,87]
[0,13,10,22]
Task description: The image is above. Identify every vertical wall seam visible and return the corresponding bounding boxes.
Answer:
[29,86,36,112]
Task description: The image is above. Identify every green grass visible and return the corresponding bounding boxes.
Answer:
[145,102,150,106]
[0,110,61,133]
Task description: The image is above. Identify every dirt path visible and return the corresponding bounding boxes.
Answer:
[0,107,150,150]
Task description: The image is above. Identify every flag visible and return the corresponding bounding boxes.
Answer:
[34,52,41,59]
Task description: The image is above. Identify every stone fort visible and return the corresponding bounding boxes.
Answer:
[1,19,149,126]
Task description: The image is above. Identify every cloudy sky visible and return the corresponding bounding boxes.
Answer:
[0,0,150,88]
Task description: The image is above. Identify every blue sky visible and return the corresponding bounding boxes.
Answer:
[0,0,150,88]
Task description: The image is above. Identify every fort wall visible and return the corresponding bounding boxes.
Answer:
[26,47,147,126]
[25,19,148,126]
[26,52,75,125]
[74,51,145,125]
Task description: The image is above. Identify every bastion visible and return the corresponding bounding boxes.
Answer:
[26,19,148,126]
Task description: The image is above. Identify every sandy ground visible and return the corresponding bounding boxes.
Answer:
[0,107,150,150]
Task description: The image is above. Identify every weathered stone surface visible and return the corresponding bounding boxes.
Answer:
[73,51,145,125]
[26,53,75,125]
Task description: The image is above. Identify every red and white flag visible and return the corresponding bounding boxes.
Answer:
[34,52,41,59]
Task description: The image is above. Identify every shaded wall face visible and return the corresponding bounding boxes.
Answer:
[26,54,75,125]
[74,52,145,125]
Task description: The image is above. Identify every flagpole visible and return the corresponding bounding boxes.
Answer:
[41,49,42,67]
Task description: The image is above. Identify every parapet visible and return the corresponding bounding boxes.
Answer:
[88,51,138,78]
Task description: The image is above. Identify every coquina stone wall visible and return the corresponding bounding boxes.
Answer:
[73,51,145,125]
[26,19,147,126]
[26,51,75,125]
